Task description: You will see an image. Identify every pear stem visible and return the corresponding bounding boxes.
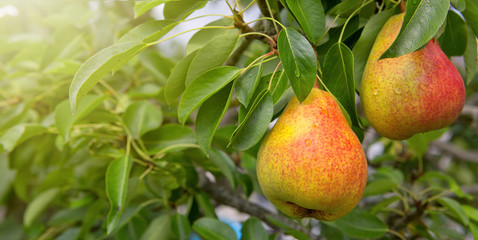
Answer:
[399,0,406,13]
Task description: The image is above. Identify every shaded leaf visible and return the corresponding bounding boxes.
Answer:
[331,209,388,239]
[241,217,267,240]
[69,42,147,112]
[418,171,472,200]
[451,0,466,11]
[462,205,478,223]
[55,94,109,142]
[438,10,467,56]
[236,64,263,107]
[140,214,171,240]
[470,222,478,239]
[192,218,237,240]
[353,8,394,90]
[185,34,238,86]
[196,82,234,155]
[465,26,477,85]
[381,0,449,59]
[321,223,350,240]
[0,124,46,151]
[164,50,198,106]
[322,42,362,138]
[285,0,325,43]
[285,230,310,240]
[24,188,61,227]
[122,100,163,139]
[195,191,217,218]
[363,179,398,197]
[178,66,240,124]
[0,153,16,203]
[371,196,401,214]
[142,124,196,154]
[163,0,207,20]
[171,213,191,240]
[106,156,133,234]
[277,28,317,102]
[231,90,273,151]
[462,0,478,37]
[209,149,237,189]
[437,197,470,226]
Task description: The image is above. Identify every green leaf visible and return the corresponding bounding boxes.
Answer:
[178,66,240,124]
[362,179,398,197]
[270,71,290,104]
[353,8,394,90]
[122,100,163,139]
[192,218,237,240]
[241,217,268,240]
[438,10,467,56]
[0,153,16,203]
[285,230,310,240]
[171,213,191,240]
[322,42,362,136]
[196,82,234,155]
[142,124,196,154]
[465,26,477,85]
[164,50,198,106]
[163,0,207,20]
[0,124,46,151]
[451,0,466,11]
[418,171,472,200]
[106,156,133,234]
[462,205,478,223]
[284,0,325,44]
[186,18,236,54]
[0,102,32,132]
[231,90,273,151]
[117,20,176,43]
[321,223,350,240]
[55,94,109,142]
[407,129,446,156]
[437,197,470,226]
[381,0,449,59]
[462,0,478,37]
[277,28,317,102]
[236,64,263,107]
[185,34,238,86]
[327,0,363,16]
[371,196,401,214]
[140,214,171,240]
[134,0,171,18]
[209,149,237,189]
[23,188,61,227]
[69,42,147,112]
[331,209,388,239]
[195,191,217,218]
[470,222,478,239]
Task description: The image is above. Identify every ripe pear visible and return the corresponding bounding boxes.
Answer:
[256,88,368,221]
[361,13,466,140]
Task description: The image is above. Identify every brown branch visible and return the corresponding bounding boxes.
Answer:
[200,177,317,239]
[429,141,478,163]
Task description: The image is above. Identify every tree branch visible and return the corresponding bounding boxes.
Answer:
[200,177,317,239]
[429,141,478,163]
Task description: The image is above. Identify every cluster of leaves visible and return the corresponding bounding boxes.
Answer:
[0,0,478,239]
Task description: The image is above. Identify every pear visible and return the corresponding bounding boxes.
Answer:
[256,88,368,221]
[361,13,466,140]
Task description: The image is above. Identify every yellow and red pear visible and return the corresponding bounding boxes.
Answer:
[256,88,368,221]
[361,13,466,140]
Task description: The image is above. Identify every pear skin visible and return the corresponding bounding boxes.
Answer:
[256,88,368,221]
[361,13,466,140]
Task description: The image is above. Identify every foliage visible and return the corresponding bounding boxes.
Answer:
[0,0,477,239]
